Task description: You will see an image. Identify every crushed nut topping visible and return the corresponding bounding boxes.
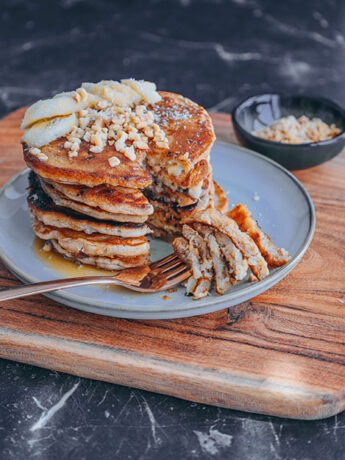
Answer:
[29,147,48,162]
[63,101,169,161]
[108,156,121,167]
[21,79,170,164]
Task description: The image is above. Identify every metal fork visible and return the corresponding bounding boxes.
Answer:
[0,253,190,301]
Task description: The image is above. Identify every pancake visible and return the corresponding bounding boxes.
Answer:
[211,181,228,214]
[28,173,150,237]
[23,138,151,189]
[148,92,215,192]
[147,191,211,239]
[145,171,213,208]
[147,181,227,239]
[188,209,269,280]
[45,179,153,216]
[227,204,291,268]
[23,92,214,192]
[40,179,148,223]
[51,240,148,270]
[188,223,233,295]
[33,220,149,258]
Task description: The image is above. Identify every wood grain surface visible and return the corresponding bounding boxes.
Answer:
[0,108,345,420]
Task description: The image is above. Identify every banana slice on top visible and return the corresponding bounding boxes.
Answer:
[81,81,141,107]
[21,113,77,147]
[20,92,90,129]
[121,79,161,104]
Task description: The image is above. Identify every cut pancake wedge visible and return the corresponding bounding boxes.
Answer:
[228,204,291,267]
[189,223,233,295]
[194,209,269,280]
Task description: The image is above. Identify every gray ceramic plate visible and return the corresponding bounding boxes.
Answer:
[0,142,315,319]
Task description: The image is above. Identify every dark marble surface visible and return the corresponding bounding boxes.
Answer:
[1,0,345,458]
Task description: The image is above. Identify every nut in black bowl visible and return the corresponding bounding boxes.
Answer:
[232,93,345,170]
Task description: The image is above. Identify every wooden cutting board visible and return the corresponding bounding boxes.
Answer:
[0,108,345,420]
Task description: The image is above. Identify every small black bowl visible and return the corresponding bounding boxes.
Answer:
[232,93,345,170]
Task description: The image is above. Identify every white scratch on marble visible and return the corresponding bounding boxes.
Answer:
[97,389,109,406]
[214,43,263,62]
[32,397,47,412]
[140,31,273,64]
[30,382,79,432]
[269,421,280,446]
[313,11,329,29]
[27,434,54,449]
[260,12,343,48]
[141,397,161,447]
[279,56,311,83]
[193,427,232,455]
[334,414,339,443]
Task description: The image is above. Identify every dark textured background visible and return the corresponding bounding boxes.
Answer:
[1,1,345,459]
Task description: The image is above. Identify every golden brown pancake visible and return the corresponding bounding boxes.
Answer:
[227,204,291,267]
[145,171,213,208]
[211,181,228,214]
[33,219,149,257]
[51,240,148,270]
[43,179,153,216]
[23,139,151,188]
[28,172,150,237]
[147,181,227,239]
[23,92,215,191]
[148,92,215,190]
[40,179,148,223]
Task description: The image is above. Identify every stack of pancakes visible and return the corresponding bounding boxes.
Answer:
[23,89,227,270]
[27,172,152,270]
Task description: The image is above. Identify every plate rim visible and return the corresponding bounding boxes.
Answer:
[0,141,316,316]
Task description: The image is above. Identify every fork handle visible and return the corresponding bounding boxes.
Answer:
[0,276,118,302]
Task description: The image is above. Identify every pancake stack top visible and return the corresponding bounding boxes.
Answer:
[22,79,223,270]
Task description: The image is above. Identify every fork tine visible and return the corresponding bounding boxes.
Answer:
[154,258,184,274]
[165,264,190,280]
[149,253,179,270]
[164,269,191,288]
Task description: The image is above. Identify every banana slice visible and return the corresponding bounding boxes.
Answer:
[21,92,89,129]
[121,79,161,104]
[81,81,140,106]
[21,113,77,147]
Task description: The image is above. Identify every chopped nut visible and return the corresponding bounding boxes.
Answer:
[108,156,120,167]
[29,147,48,162]
[123,144,136,161]
[42,241,52,252]
[29,147,41,155]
